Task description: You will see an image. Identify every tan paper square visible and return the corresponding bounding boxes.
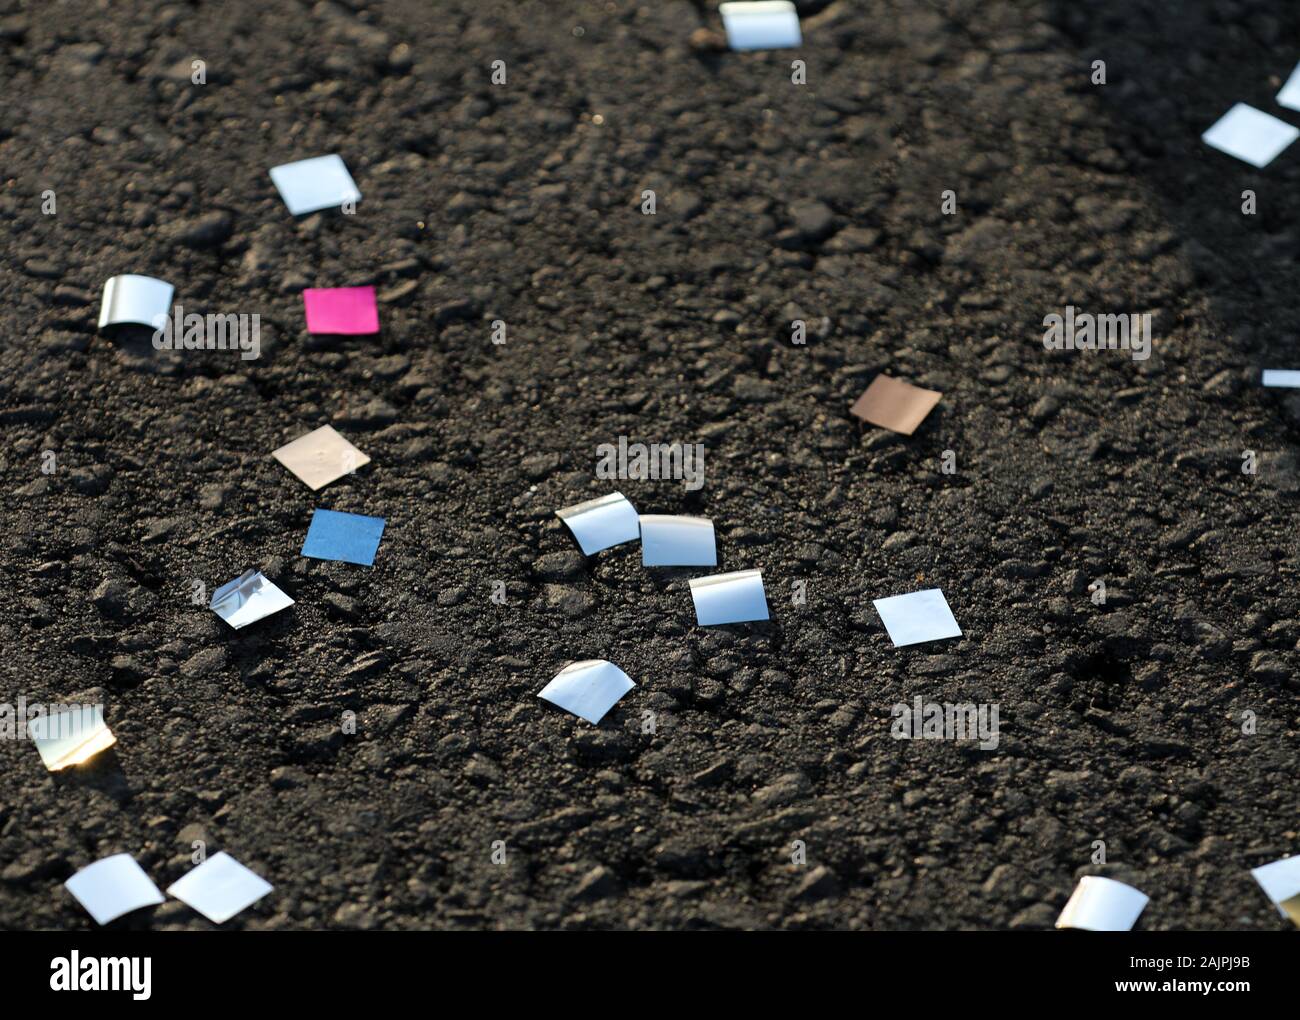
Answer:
[272,425,369,491]
[849,375,942,435]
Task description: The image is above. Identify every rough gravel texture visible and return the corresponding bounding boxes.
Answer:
[1,0,1298,930]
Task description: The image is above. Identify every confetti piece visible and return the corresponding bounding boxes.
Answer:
[272,424,370,491]
[1055,876,1149,931]
[850,374,943,435]
[1261,369,1300,387]
[538,659,635,725]
[268,154,361,215]
[872,588,962,647]
[302,286,380,336]
[301,508,386,566]
[555,491,640,555]
[210,569,294,630]
[1202,103,1299,168]
[689,569,770,625]
[28,705,115,771]
[1277,62,1300,112]
[167,852,273,924]
[98,274,174,329]
[1250,854,1300,925]
[639,514,717,567]
[64,854,164,926]
[719,1,801,51]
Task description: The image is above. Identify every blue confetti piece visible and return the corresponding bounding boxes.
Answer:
[301,509,386,566]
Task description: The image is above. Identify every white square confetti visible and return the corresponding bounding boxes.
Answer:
[1202,103,1299,168]
[639,515,717,567]
[556,492,640,555]
[28,705,116,771]
[689,569,770,625]
[1262,369,1300,387]
[1055,876,1149,931]
[538,659,635,725]
[167,851,273,924]
[210,569,294,630]
[269,154,361,215]
[65,853,164,926]
[272,424,370,491]
[872,588,961,647]
[719,1,802,51]
[1250,853,1300,923]
[1278,62,1300,112]
[98,274,174,329]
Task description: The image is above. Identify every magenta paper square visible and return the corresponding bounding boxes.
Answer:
[302,287,379,335]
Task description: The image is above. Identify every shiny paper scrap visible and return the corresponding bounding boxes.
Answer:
[302,286,379,336]
[1055,876,1149,931]
[850,374,942,435]
[1202,103,1299,168]
[64,853,164,926]
[268,154,361,215]
[719,1,801,51]
[538,659,635,725]
[639,514,717,567]
[300,508,386,566]
[98,274,174,329]
[872,588,961,647]
[272,424,370,491]
[689,569,770,625]
[28,705,116,771]
[1250,854,1300,925]
[167,851,273,924]
[555,491,640,555]
[210,569,294,630]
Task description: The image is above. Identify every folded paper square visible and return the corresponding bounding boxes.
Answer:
[873,588,961,647]
[1202,104,1299,168]
[99,274,174,329]
[850,375,942,435]
[65,854,164,926]
[268,154,361,215]
[719,1,802,51]
[1250,854,1300,925]
[167,851,273,924]
[538,659,635,725]
[639,515,717,566]
[272,425,370,491]
[28,705,116,771]
[690,569,770,625]
[556,492,640,555]
[301,508,386,566]
[302,286,379,335]
[210,569,294,629]
[1055,876,1149,931]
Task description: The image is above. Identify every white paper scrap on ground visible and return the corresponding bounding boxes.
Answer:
[872,588,961,647]
[639,515,717,566]
[1202,103,1299,168]
[1055,876,1149,931]
[538,660,635,725]
[1261,369,1300,387]
[167,851,273,924]
[690,569,770,625]
[98,274,174,329]
[210,570,294,629]
[268,154,361,215]
[28,705,116,771]
[1250,854,1300,923]
[1278,62,1300,112]
[272,424,370,491]
[556,492,640,554]
[65,854,164,926]
[719,1,801,51]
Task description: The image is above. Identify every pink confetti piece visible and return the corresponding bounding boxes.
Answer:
[302,286,379,335]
